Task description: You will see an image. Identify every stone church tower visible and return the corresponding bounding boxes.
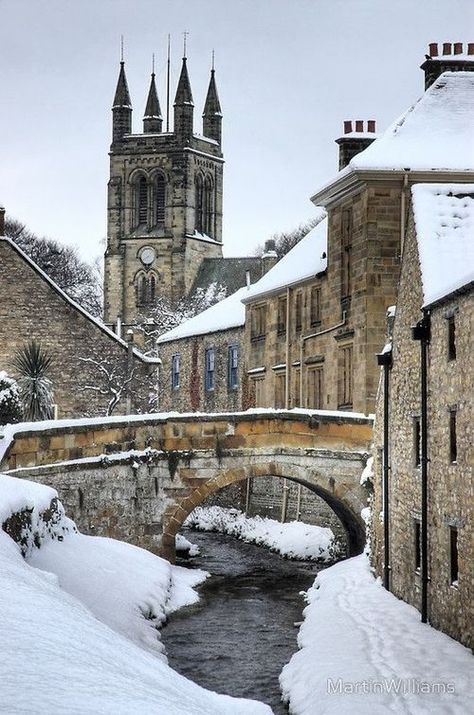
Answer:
[103,56,224,330]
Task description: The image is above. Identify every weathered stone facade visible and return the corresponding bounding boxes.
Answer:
[371,205,474,650]
[158,326,247,413]
[0,238,158,418]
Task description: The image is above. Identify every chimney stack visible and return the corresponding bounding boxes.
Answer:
[335,120,377,170]
[0,205,5,237]
[421,42,474,89]
[261,239,278,275]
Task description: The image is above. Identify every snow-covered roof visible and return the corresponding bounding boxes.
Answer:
[0,238,159,364]
[349,72,474,173]
[157,285,248,344]
[411,183,474,307]
[242,213,327,303]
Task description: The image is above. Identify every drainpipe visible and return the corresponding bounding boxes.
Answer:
[296,483,302,521]
[412,312,431,623]
[377,345,393,591]
[400,171,409,257]
[281,287,291,523]
[299,312,348,406]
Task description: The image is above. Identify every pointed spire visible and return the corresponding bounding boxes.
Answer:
[113,61,132,109]
[174,57,194,141]
[143,70,163,133]
[174,57,194,106]
[112,60,132,143]
[203,64,222,145]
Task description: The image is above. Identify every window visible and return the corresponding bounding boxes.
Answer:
[228,345,239,390]
[450,409,457,463]
[195,175,204,233]
[277,297,287,335]
[136,272,158,306]
[341,207,352,299]
[205,348,215,392]
[307,368,323,409]
[450,527,459,584]
[171,354,180,390]
[294,369,301,408]
[414,520,421,571]
[447,316,456,361]
[204,175,214,236]
[138,176,148,225]
[295,292,303,333]
[338,345,353,407]
[274,372,286,408]
[253,377,265,407]
[413,417,421,467]
[155,174,166,228]
[310,286,321,326]
[251,304,267,341]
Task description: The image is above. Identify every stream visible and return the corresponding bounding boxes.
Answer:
[162,530,326,713]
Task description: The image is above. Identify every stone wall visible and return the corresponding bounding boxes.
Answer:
[0,239,157,419]
[371,210,474,649]
[245,181,402,415]
[158,326,246,412]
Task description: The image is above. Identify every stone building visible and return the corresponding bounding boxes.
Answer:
[371,184,474,649]
[157,286,248,413]
[242,47,474,415]
[0,207,158,418]
[103,55,265,338]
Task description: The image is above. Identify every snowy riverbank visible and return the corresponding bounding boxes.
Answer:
[280,554,474,714]
[184,506,342,562]
[0,473,271,714]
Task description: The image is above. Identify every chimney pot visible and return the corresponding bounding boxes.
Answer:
[468,43,474,55]
[355,120,363,133]
[367,120,376,133]
[453,42,463,55]
[429,42,438,57]
[343,120,352,134]
[442,42,452,55]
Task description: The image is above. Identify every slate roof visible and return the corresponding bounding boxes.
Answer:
[190,256,265,297]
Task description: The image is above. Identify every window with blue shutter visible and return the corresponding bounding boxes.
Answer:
[228,345,238,389]
[171,354,180,390]
[205,348,215,391]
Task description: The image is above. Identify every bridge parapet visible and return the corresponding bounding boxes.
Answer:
[0,409,373,472]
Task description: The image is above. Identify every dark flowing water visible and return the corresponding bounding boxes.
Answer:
[162,530,323,714]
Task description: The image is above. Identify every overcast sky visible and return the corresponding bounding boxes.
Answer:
[0,0,472,261]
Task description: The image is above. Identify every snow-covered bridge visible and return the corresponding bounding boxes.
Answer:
[0,409,373,559]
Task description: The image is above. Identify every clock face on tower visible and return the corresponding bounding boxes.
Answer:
[140,247,156,266]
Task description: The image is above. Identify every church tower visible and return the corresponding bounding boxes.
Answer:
[103,54,224,332]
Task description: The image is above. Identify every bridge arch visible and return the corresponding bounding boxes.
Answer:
[162,461,366,562]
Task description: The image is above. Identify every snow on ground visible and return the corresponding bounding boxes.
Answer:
[280,554,474,715]
[185,506,341,562]
[0,473,271,714]
[28,530,208,659]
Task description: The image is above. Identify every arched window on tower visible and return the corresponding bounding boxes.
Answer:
[137,176,148,226]
[154,173,166,228]
[195,174,204,234]
[204,175,214,237]
[136,271,158,307]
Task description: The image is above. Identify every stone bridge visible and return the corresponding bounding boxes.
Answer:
[0,409,373,560]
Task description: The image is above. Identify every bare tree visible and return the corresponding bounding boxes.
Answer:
[5,217,103,317]
[78,356,136,416]
[133,283,228,348]
[254,218,321,260]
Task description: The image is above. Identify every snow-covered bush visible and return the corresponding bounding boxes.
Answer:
[0,371,22,425]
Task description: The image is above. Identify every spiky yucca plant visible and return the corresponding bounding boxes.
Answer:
[13,341,54,421]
